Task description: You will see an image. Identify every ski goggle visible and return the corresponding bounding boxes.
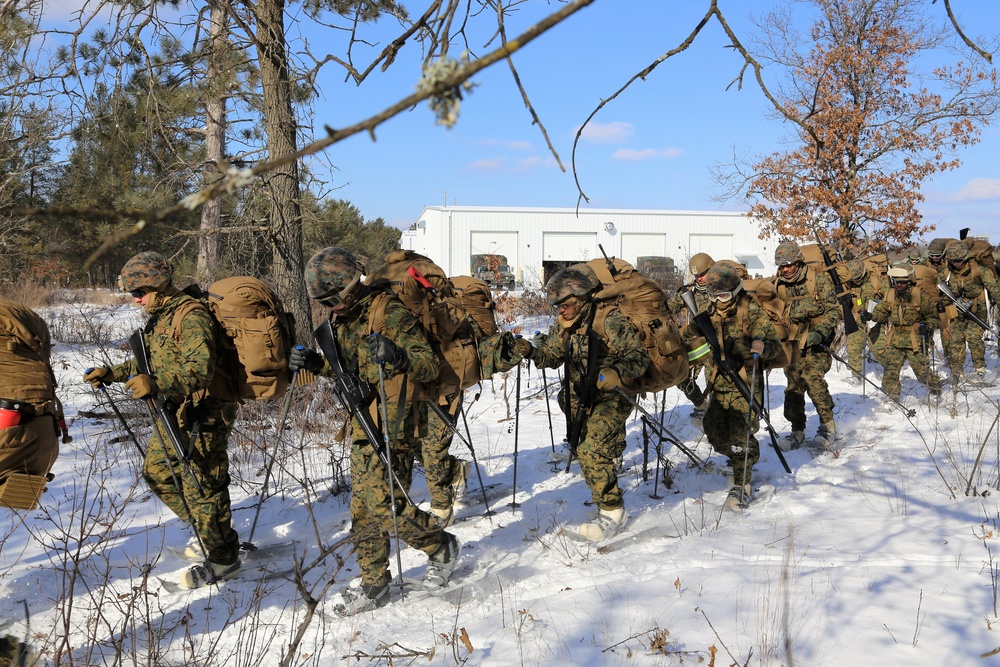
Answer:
[130,289,148,299]
[928,252,944,260]
[709,290,734,302]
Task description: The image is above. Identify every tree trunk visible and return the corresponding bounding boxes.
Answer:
[197,0,226,286]
[253,0,311,342]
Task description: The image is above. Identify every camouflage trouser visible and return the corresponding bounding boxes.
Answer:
[143,399,240,565]
[349,435,444,589]
[417,400,463,510]
[0,635,20,667]
[572,393,632,511]
[846,328,875,375]
[680,364,707,406]
[881,345,940,400]
[947,316,987,375]
[704,387,761,488]
[783,350,834,431]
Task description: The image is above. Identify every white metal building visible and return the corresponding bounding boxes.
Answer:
[400,205,777,286]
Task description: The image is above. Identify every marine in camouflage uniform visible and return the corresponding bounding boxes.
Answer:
[870,263,941,401]
[667,252,715,417]
[530,264,649,541]
[293,246,459,614]
[772,242,840,449]
[942,241,1000,380]
[684,264,780,505]
[845,259,886,375]
[83,252,241,588]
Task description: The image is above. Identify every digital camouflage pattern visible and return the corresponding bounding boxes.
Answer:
[774,265,840,431]
[870,281,940,399]
[927,238,949,258]
[418,397,463,511]
[545,265,600,306]
[774,242,805,267]
[106,289,240,565]
[846,261,887,372]
[943,255,1000,377]
[314,288,448,589]
[704,263,742,294]
[532,304,648,510]
[304,246,362,300]
[117,251,173,292]
[683,295,781,487]
[946,241,970,262]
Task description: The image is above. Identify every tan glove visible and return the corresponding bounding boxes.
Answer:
[83,367,112,388]
[750,339,765,356]
[125,374,158,400]
[515,337,533,359]
[596,368,622,391]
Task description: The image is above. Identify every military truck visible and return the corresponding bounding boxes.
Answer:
[471,254,516,289]
[635,256,679,292]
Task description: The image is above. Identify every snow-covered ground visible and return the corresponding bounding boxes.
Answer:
[2,291,999,666]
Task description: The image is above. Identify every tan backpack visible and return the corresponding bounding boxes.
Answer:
[586,258,689,395]
[0,298,61,508]
[450,275,498,337]
[366,250,481,400]
[178,277,295,401]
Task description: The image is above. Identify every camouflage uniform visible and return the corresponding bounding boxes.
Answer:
[316,288,449,591]
[531,268,649,512]
[870,269,941,400]
[667,253,715,409]
[417,397,464,513]
[683,265,781,487]
[773,243,840,434]
[104,252,240,567]
[943,242,1000,377]
[845,259,887,372]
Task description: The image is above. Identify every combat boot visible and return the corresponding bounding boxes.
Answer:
[812,420,837,450]
[429,506,455,528]
[724,484,753,511]
[575,507,629,542]
[334,581,391,616]
[423,533,460,590]
[179,558,241,589]
[777,430,805,451]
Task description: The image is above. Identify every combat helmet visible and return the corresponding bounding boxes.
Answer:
[906,247,922,264]
[945,241,970,264]
[887,262,915,289]
[304,246,367,306]
[846,259,868,284]
[775,241,805,282]
[927,238,949,260]
[689,253,714,277]
[545,264,600,306]
[704,263,743,303]
[714,259,749,280]
[117,251,173,293]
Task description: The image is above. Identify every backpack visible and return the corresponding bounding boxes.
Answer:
[450,275,498,337]
[0,298,61,509]
[739,278,791,370]
[965,238,997,274]
[366,250,481,399]
[179,277,295,401]
[585,258,689,394]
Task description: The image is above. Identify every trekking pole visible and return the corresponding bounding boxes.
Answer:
[819,344,916,417]
[85,369,145,458]
[737,355,760,506]
[509,359,522,509]
[375,361,406,598]
[242,370,298,551]
[641,413,649,482]
[612,388,705,468]
[457,402,495,518]
[541,368,557,470]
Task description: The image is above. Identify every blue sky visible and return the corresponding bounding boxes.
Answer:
[299,1,1000,243]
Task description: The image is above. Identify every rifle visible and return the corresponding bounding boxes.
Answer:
[564,317,602,473]
[938,282,1000,338]
[679,291,791,474]
[313,320,416,506]
[598,243,619,279]
[812,230,859,335]
[127,330,203,494]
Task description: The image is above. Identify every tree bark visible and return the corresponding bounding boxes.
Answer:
[197,0,227,286]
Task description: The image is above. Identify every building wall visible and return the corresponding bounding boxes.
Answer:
[400,206,777,286]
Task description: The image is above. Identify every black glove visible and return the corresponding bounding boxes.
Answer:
[367,333,408,373]
[859,311,872,323]
[936,300,947,314]
[918,322,930,338]
[289,346,324,374]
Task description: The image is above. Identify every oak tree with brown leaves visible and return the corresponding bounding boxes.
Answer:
[716,0,1000,253]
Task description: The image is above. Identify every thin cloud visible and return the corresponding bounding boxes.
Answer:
[612,147,684,161]
[949,177,1000,201]
[578,121,634,144]
[467,157,506,173]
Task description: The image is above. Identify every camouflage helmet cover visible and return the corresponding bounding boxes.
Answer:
[689,252,715,277]
[304,246,364,301]
[713,259,749,280]
[774,241,804,266]
[118,251,173,292]
[704,263,743,295]
[846,259,867,282]
[545,264,600,306]
[927,238,949,257]
[945,241,970,262]
[887,262,915,284]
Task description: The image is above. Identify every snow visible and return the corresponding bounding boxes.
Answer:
[2,291,1000,666]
